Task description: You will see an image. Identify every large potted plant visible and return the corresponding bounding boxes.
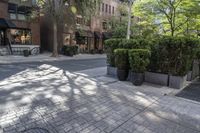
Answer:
[167,37,193,89]
[114,49,129,81]
[145,39,169,86]
[105,38,122,77]
[129,49,151,86]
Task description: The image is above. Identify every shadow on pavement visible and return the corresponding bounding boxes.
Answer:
[176,80,200,102]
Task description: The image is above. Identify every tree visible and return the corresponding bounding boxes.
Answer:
[119,0,135,39]
[133,0,200,37]
[37,0,100,57]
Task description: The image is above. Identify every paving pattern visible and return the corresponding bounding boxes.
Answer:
[0,61,200,133]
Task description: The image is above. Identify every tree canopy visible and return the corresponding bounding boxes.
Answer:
[133,0,200,37]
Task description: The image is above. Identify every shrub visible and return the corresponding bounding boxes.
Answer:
[104,38,123,66]
[129,49,151,73]
[114,49,129,70]
[148,36,200,76]
[120,38,150,49]
[62,45,78,56]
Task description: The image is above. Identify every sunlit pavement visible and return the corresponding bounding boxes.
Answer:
[0,59,200,133]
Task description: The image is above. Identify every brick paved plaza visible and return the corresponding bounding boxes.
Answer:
[0,60,200,133]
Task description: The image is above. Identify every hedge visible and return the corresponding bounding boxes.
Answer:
[114,49,129,70]
[148,36,200,76]
[129,49,151,73]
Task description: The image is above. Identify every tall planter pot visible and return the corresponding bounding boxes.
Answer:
[169,75,187,89]
[130,72,144,86]
[117,69,128,81]
[145,72,169,86]
[107,66,117,77]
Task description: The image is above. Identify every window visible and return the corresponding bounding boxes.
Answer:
[102,22,107,30]
[32,0,37,6]
[10,13,17,19]
[112,7,115,15]
[18,14,26,20]
[105,4,108,13]
[102,3,104,12]
[8,3,31,21]
[10,29,32,45]
[109,5,111,14]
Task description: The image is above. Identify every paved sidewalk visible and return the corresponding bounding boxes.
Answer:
[0,66,200,133]
[0,53,106,64]
[176,81,200,102]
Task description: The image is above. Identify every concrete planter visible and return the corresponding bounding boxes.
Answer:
[169,75,187,89]
[107,66,117,77]
[187,71,192,81]
[127,70,132,81]
[144,71,169,86]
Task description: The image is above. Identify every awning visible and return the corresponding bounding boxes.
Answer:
[0,18,16,28]
[94,32,101,38]
[102,32,112,39]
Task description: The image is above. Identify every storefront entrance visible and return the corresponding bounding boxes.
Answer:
[0,29,5,46]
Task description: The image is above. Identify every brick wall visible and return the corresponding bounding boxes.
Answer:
[0,0,40,46]
[0,1,8,18]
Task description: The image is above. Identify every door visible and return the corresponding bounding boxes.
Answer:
[0,29,5,46]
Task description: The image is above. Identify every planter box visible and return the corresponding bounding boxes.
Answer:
[127,70,132,81]
[107,66,117,77]
[144,72,169,86]
[187,71,192,81]
[169,75,187,89]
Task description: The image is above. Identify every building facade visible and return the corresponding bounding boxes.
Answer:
[40,0,122,53]
[0,0,40,55]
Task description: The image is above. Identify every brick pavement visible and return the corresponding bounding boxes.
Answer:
[0,65,200,133]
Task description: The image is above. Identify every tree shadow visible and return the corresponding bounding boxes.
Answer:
[0,63,200,133]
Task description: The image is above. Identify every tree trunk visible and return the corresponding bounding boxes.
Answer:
[126,1,132,40]
[52,19,58,57]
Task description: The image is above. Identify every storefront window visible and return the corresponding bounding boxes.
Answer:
[18,14,26,20]
[9,29,32,45]
[10,13,17,20]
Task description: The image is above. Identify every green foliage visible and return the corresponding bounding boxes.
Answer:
[120,38,150,49]
[62,45,78,56]
[148,36,200,76]
[104,39,123,66]
[129,49,151,73]
[114,49,129,70]
[133,0,200,37]
[196,48,200,60]
[112,26,127,38]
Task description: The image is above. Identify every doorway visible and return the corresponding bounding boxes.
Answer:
[0,29,5,46]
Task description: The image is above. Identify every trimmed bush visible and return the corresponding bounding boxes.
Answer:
[120,38,150,49]
[148,36,200,76]
[105,38,123,67]
[62,45,78,56]
[129,49,151,73]
[114,49,129,70]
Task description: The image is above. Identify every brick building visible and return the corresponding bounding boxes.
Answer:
[40,0,122,53]
[0,0,40,55]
